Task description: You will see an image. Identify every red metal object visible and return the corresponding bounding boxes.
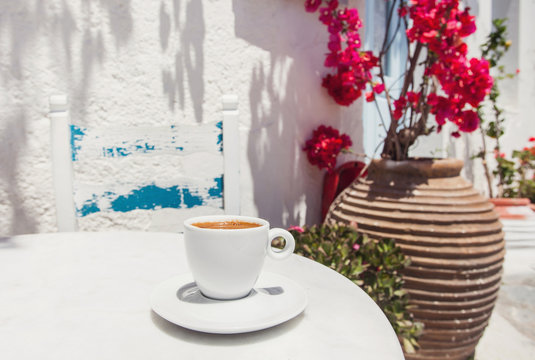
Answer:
[321,161,367,221]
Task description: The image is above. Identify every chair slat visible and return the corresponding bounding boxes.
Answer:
[70,122,222,161]
[74,176,223,217]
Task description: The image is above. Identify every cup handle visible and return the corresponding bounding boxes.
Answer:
[267,228,296,260]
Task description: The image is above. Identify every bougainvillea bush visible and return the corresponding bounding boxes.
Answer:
[288,224,423,352]
[305,0,493,161]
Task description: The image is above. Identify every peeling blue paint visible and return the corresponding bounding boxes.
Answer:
[104,146,129,157]
[182,188,204,208]
[70,125,86,161]
[103,142,161,158]
[216,121,223,151]
[78,195,102,217]
[140,143,155,151]
[208,176,223,197]
[70,123,222,161]
[110,184,182,212]
[76,177,224,217]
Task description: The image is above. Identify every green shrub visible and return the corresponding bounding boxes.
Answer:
[288,224,423,353]
[501,145,535,202]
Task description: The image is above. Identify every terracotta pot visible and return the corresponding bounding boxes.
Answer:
[325,158,505,360]
[488,197,534,219]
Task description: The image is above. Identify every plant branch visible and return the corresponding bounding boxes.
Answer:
[378,61,401,159]
[381,0,398,54]
[373,93,389,133]
[478,128,494,198]
[400,42,423,99]
[383,10,404,56]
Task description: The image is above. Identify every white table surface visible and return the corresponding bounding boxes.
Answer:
[0,232,404,360]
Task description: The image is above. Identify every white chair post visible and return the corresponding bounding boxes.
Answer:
[49,95,77,232]
[221,95,240,215]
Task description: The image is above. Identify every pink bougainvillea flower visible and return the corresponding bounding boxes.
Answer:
[319,6,334,25]
[458,8,476,37]
[373,83,385,94]
[406,91,421,109]
[288,225,305,233]
[528,137,535,142]
[303,125,353,171]
[337,7,361,27]
[328,34,342,52]
[328,18,344,34]
[398,5,408,17]
[324,52,338,67]
[393,97,407,120]
[352,243,360,251]
[457,110,480,132]
[304,0,322,12]
[326,0,339,10]
[306,1,376,108]
[493,149,505,159]
[365,91,375,102]
[322,73,362,106]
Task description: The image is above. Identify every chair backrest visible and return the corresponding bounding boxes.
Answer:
[49,95,240,232]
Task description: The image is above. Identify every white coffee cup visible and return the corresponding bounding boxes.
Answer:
[183,215,296,300]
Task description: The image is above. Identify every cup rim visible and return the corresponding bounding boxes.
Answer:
[183,215,269,232]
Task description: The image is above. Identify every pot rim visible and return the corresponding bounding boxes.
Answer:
[370,157,464,178]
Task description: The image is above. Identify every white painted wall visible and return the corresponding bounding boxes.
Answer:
[1,0,532,236]
[0,0,364,235]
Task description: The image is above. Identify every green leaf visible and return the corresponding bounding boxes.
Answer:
[403,338,415,353]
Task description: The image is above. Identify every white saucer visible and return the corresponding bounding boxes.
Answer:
[150,272,307,334]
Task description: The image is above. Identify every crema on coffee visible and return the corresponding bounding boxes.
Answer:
[192,220,261,229]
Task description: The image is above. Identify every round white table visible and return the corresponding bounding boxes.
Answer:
[0,232,404,359]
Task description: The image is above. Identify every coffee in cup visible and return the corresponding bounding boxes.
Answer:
[183,215,295,300]
[191,220,261,230]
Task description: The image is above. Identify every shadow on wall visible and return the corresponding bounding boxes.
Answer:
[160,0,205,123]
[0,110,37,234]
[0,0,132,234]
[87,0,133,48]
[0,1,49,234]
[233,0,343,227]
[1,0,131,115]
[74,0,131,120]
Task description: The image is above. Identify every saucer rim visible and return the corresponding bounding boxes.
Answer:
[150,271,308,334]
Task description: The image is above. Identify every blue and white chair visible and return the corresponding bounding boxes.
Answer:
[49,95,240,232]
